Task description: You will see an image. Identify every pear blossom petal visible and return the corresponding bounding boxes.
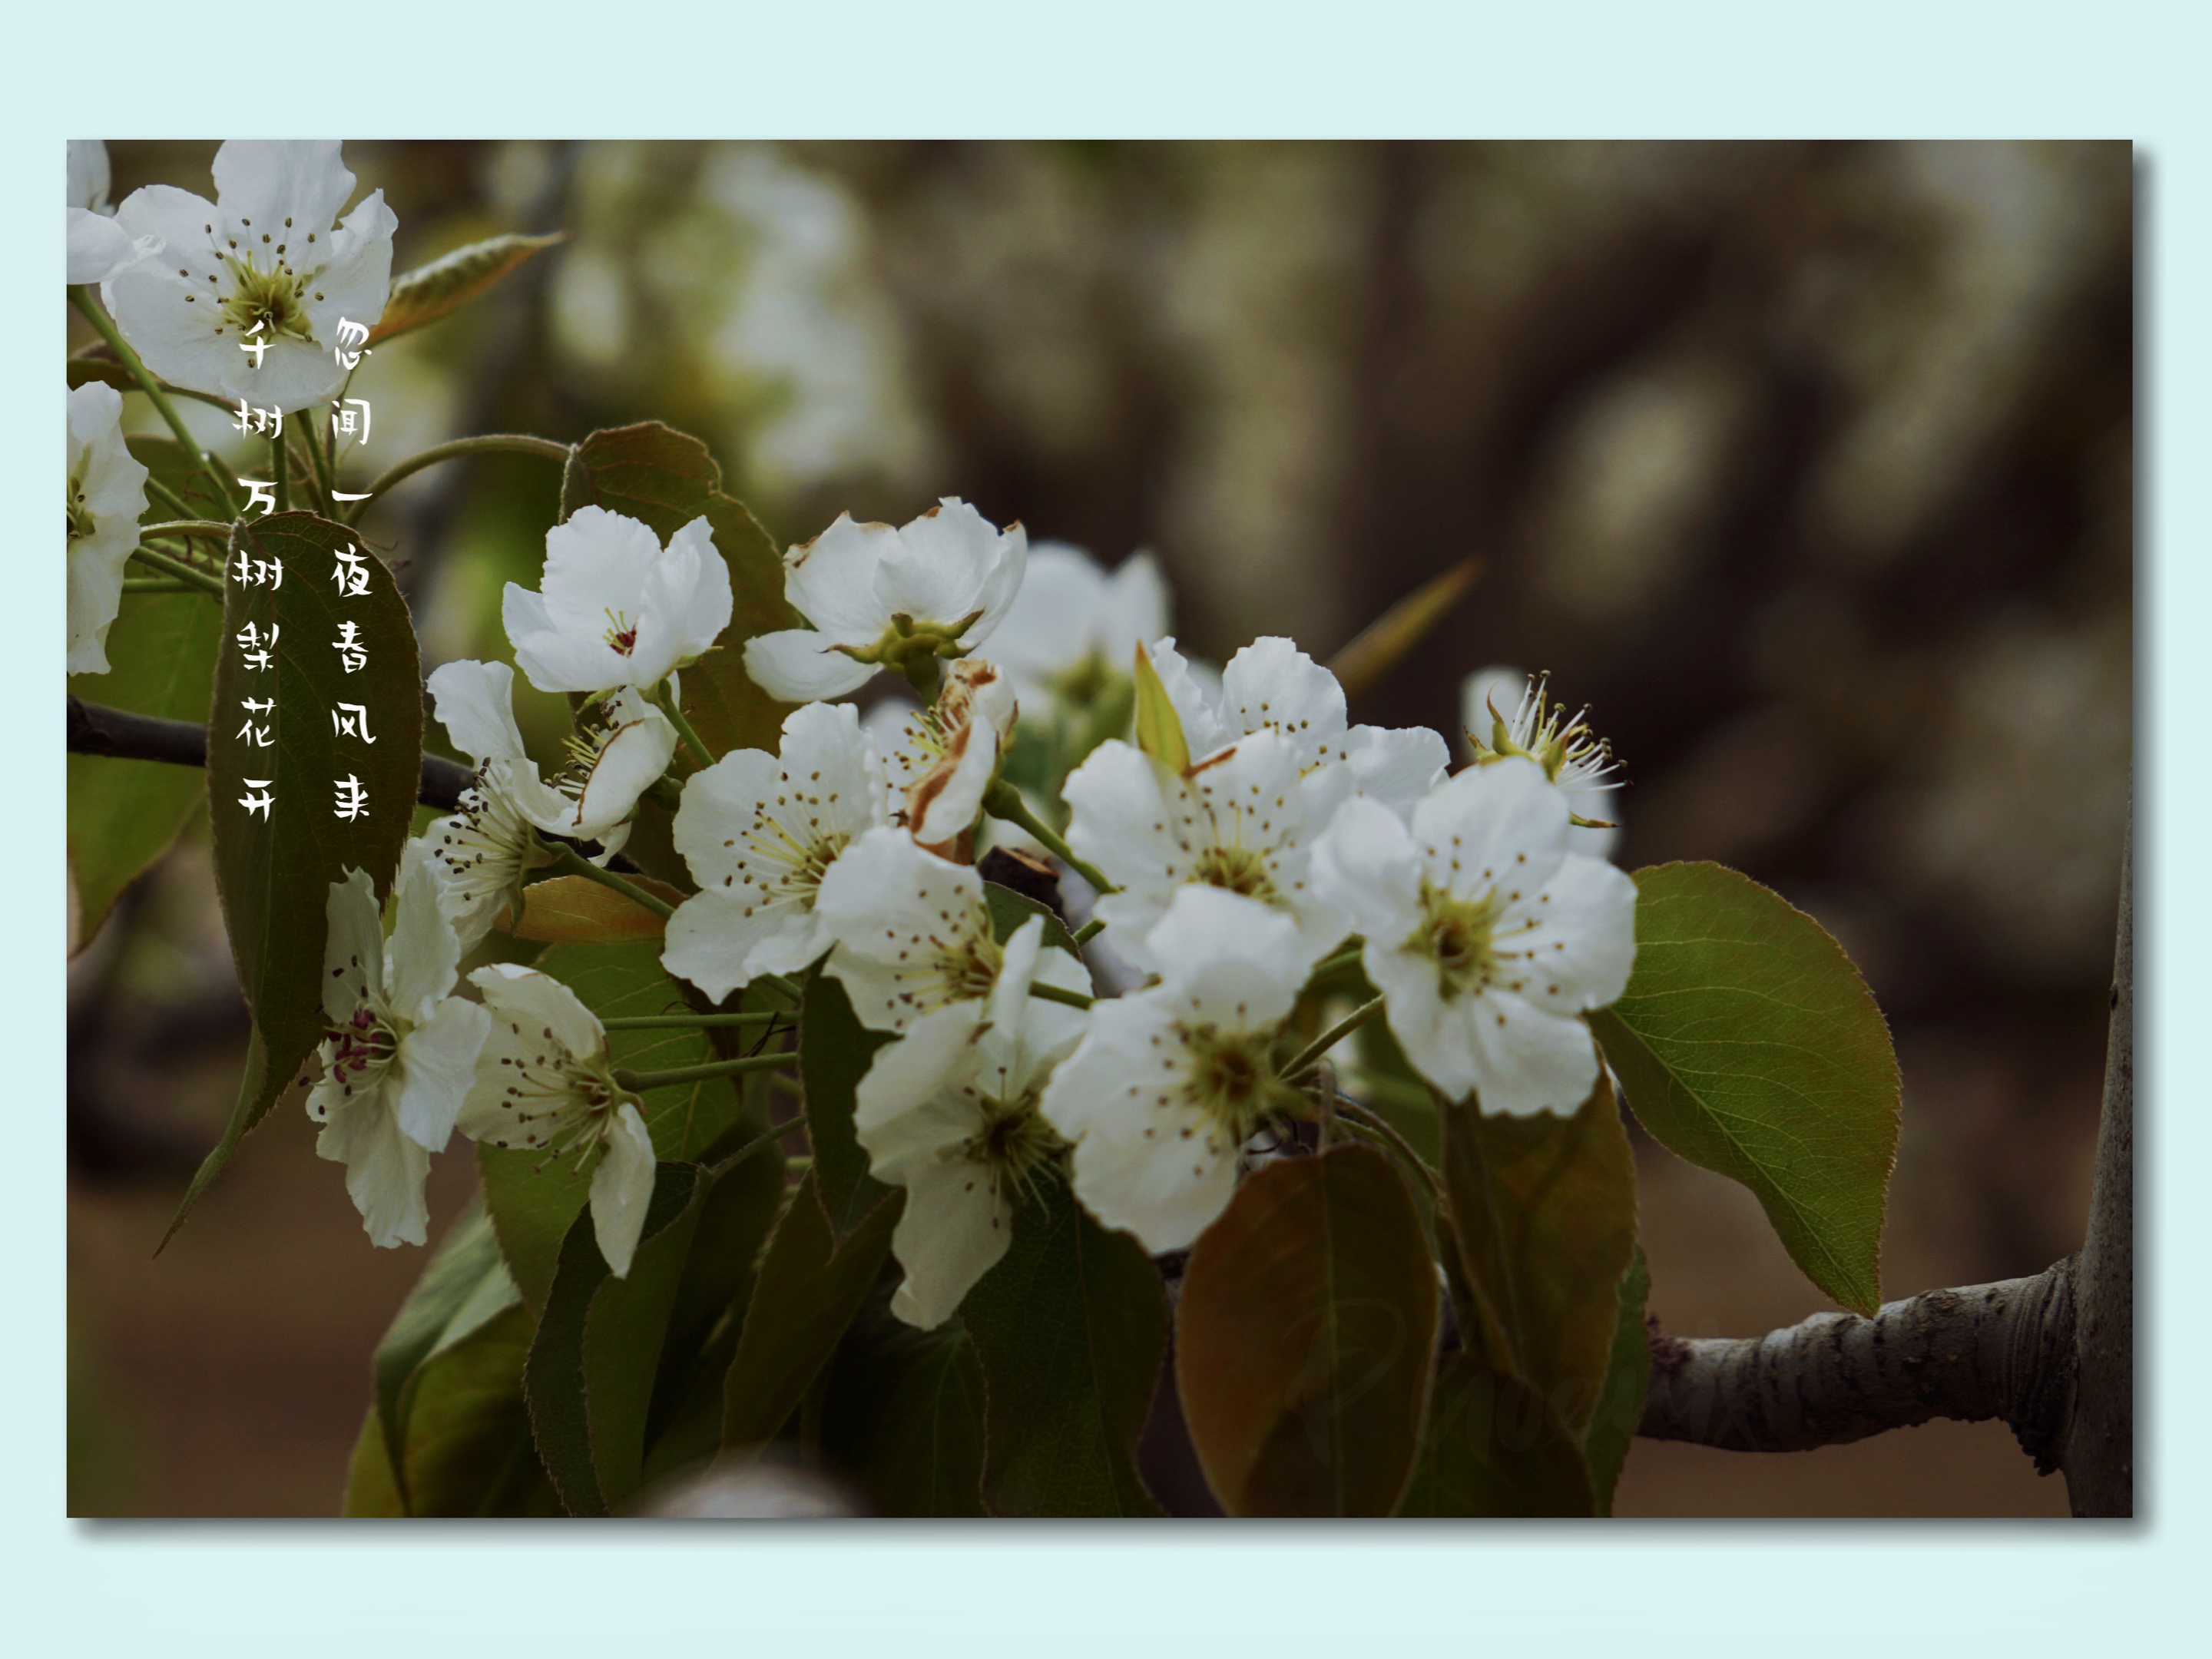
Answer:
[1144,636,1235,757]
[210,139,356,237]
[386,843,464,1025]
[316,1090,432,1250]
[1144,886,1307,1022]
[65,382,150,676]
[470,961,608,1064]
[875,498,1025,641]
[853,1002,988,1161]
[68,208,142,285]
[322,867,385,1023]
[783,515,902,643]
[1219,635,1352,766]
[742,629,878,700]
[661,888,822,1003]
[590,1101,658,1278]
[1065,1105,1239,1255]
[1410,758,1569,899]
[426,659,529,766]
[1506,853,1638,1012]
[1460,990,1604,1118]
[392,997,491,1152]
[1343,724,1450,818]
[1311,796,1426,946]
[68,141,111,213]
[816,827,999,1032]
[886,1160,1015,1330]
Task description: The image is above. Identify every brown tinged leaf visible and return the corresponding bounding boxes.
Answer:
[497,873,686,942]
[1176,1143,1439,1517]
[1438,1072,1639,1439]
[1326,556,1482,700]
[365,231,566,346]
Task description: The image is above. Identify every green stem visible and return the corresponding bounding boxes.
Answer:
[121,578,200,594]
[1304,943,1366,985]
[546,842,675,921]
[982,779,1116,896]
[755,973,803,1006]
[1333,1097,1443,1194]
[598,1011,783,1031]
[128,545,226,597]
[140,474,197,524]
[299,415,336,517]
[138,520,235,542]
[655,680,716,770]
[71,286,239,518]
[614,1051,795,1091]
[1028,980,1094,1012]
[347,434,572,522]
[1071,917,1106,947]
[1280,994,1386,1084]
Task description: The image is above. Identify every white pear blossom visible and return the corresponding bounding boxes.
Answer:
[68,140,160,286]
[504,507,732,698]
[990,543,1168,705]
[1150,634,1447,817]
[1312,757,1636,1116]
[1038,888,1309,1252]
[1462,667,1623,859]
[65,382,151,676]
[743,498,1025,701]
[1062,727,1346,975]
[424,660,676,946]
[457,964,657,1278]
[102,141,396,411]
[868,657,1019,846]
[309,847,492,1249]
[853,916,1088,1328]
[813,825,1092,1033]
[662,701,892,1001]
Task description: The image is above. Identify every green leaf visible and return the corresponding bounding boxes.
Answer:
[639,1134,789,1484]
[1396,1356,1598,1517]
[67,437,240,946]
[525,1162,707,1515]
[820,1285,988,1517]
[556,423,799,763]
[341,1406,403,1516]
[365,231,565,346]
[684,492,800,761]
[1588,861,1900,1316]
[722,1171,901,1449]
[799,969,894,1240]
[1131,640,1190,773]
[1325,556,1482,700]
[1583,1247,1651,1515]
[982,880,1084,957]
[1175,1143,1438,1517]
[961,1174,1167,1517]
[169,515,422,1247]
[1439,1074,1638,1439]
[367,1206,516,1512]
[477,938,747,1310]
[67,593,222,944]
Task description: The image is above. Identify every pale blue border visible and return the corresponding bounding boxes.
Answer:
[12,2,2204,1654]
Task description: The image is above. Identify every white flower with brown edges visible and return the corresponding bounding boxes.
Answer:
[503,506,732,698]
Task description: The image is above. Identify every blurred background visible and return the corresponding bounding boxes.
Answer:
[68,140,2131,1517]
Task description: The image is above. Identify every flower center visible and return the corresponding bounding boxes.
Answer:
[966,1094,1065,1207]
[1179,1023,1286,1142]
[67,480,94,545]
[485,1034,637,1174]
[946,930,1005,1002]
[1411,881,1503,1000]
[1191,842,1280,902]
[604,609,638,656]
[324,1004,400,1093]
[217,253,317,346]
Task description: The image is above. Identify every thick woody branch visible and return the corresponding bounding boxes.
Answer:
[1637,1264,2075,1465]
[68,696,475,812]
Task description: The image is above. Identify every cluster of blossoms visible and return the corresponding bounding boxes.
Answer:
[75,147,1635,1330]
[305,482,1637,1321]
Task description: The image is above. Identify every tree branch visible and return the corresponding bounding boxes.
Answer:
[68,696,475,812]
[1632,806,2133,1515]
[1637,1265,2075,1464]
